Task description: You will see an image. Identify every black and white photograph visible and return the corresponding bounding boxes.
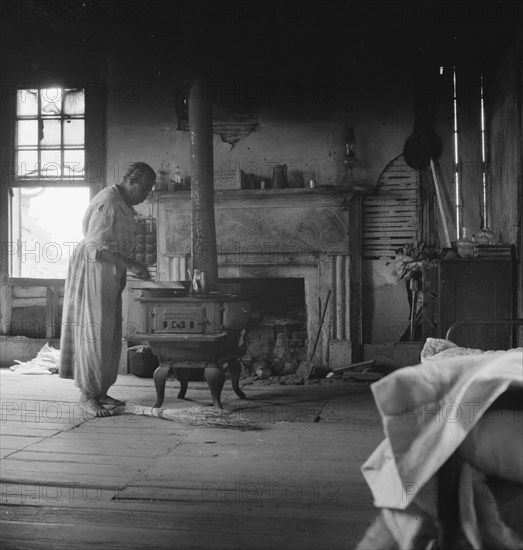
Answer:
[0,1,522,548]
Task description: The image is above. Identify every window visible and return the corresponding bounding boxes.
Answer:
[452,67,461,238]
[451,68,490,240]
[16,87,85,181]
[9,187,89,278]
[5,81,104,279]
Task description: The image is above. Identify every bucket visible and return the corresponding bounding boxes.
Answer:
[128,346,159,378]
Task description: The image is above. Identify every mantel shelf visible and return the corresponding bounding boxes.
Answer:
[151,185,374,203]
[129,332,228,343]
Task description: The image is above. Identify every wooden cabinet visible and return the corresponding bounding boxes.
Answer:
[423,259,514,350]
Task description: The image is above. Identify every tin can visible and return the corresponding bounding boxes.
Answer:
[200,270,208,294]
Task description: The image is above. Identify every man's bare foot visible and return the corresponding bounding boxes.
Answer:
[100,395,125,406]
[79,398,114,417]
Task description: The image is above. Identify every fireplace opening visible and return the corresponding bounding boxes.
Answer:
[219,278,308,382]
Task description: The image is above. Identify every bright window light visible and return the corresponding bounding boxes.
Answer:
[9,187,90,278]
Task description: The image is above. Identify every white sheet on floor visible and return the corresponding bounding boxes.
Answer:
[8,342,60,374]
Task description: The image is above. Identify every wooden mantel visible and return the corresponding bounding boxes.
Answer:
[145,184,369,364]
[153,185,371,273]
[154,185,372,203]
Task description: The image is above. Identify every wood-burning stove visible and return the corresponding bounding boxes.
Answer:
[132,287,251,409]
[134,78,248,409]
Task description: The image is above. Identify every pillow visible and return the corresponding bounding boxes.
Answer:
[420,337,485,364]
[420,338,457,362]
[423,346,485,363]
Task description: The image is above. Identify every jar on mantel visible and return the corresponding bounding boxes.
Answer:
[457,227,475,259]
[155,164,170,192]
[476,228,495,246]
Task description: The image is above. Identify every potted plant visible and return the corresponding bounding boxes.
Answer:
[395,241,438,340]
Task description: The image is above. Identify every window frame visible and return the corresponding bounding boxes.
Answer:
[0,68,105,283]
[14,86,87,184]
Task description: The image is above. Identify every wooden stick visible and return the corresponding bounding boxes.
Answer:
[309,289,332,363]
[430,158,452,247]
[410,288,417,341]
[331,360,375,373]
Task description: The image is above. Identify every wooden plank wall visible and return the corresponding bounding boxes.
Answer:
[2,279,64,338]
[363,155,419,259]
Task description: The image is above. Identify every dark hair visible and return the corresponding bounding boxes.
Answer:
[123,162,156,183]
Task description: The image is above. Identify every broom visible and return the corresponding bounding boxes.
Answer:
[103,402,258,430]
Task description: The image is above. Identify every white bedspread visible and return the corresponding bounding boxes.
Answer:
[362,347,523,510]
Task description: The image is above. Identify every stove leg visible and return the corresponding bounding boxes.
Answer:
[153,365,171,408]
[204,363,225,409]
[174,368,190,399]
[229,358,246,400]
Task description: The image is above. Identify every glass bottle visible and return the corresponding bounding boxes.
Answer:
[173,166,182,186]
[457,227,474,259]
[156,164,169,192]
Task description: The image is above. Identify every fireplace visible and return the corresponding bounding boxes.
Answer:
[127,80,367,410]
[153,186,366,369]
[219,277,307,378]
[127,82,365,411]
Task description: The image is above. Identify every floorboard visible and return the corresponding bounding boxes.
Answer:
[0,369,384,550]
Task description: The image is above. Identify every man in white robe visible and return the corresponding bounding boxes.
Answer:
[59,162,155,416]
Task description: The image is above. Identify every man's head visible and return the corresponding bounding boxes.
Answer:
[121,162,156,205]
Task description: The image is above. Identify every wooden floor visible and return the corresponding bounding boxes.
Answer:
[0,370,384,550]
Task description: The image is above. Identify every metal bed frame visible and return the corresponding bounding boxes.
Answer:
[438,318,523,550]
[445,318,523,348]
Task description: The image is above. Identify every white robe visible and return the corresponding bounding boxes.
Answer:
[59,185,137,399]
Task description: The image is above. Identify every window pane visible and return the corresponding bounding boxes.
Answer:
[64,88,85,116]
[17,89,38,116]
[41,87,62,115]
[41,150,62,178]
[17,120,39,146]
[41,119,61,147]
[64,119,84,145]
[64,150,85,178]
[14,86,86,184]
[17,150,38,177]
[10,187,90,278]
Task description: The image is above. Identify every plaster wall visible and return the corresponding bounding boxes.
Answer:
[363,259,410,344]
[104,52,413,192]
[104,51,414,345]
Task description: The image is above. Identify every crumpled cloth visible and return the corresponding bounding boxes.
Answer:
[362,349,523,509]
[459,463,523,550]
[9,342,60,375]
[375,463,523,550]
[361,348,523,550]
